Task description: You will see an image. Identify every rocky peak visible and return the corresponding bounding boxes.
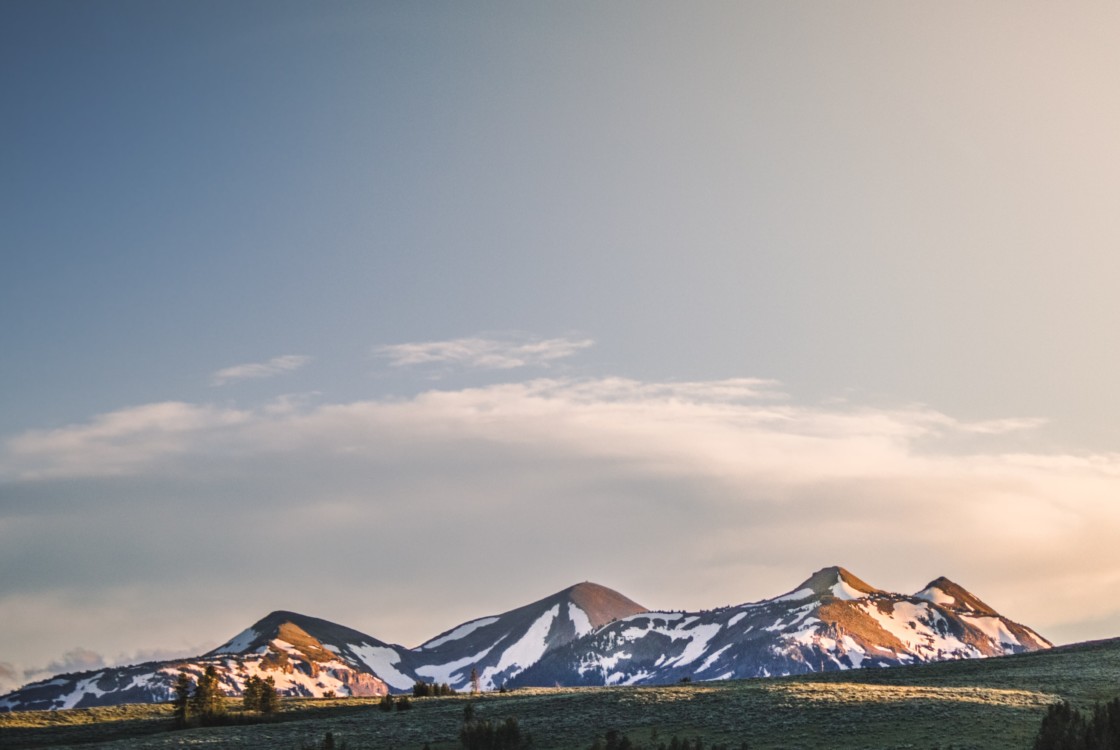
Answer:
[915,576,998,616]
[562,582,648,628]
[792,566,882,600]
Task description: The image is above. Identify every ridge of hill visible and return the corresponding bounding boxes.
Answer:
[0,569,1050,711]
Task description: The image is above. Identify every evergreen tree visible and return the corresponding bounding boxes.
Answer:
[259,675,279,715]
[172,671,193,728]
[459,716,531,750]
[470,668,481,695]
[1034,701,1086,750]
[243,675,263,711]
[190,665,225,723]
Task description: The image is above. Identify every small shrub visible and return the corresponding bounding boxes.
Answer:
[299,730,349,750]
[460,716,532,750]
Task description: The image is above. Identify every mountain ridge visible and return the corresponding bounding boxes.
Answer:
[0,569,1051,711]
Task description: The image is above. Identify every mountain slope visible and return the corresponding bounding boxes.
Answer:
[411,582,647,691]
[0,570,1049,711]
[207,610,416,692]
[513,567,1050,687]
[0,611,402,712]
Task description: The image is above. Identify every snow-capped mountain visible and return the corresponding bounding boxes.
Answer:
[512,567,1050,687]
[411,581,647,692]
[0,610,400,712]
[0,569,1049,711]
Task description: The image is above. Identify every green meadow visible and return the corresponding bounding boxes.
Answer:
[3,638,1119,750]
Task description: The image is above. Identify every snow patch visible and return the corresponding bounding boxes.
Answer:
[915,586,956,607]
[580,650,632,676]
[830,580,867,601]
[666,623,723,668]
[415,642,499,686]
[421,617,500,650]
[348,644,415,690]
[569,603,594,637]
[698,644,732,672]
[214,627,258,654]
[728,612,747,627]
[773,588,814,602]
[841,635,866,668]
[963,616,1021,648]
[862,601,981,660]
[480,604,560,689]
[60,673,107,709]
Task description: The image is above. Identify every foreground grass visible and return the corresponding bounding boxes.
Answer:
[3,638,1119,750]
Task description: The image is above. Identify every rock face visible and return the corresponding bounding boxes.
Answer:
[0,569,1050,711]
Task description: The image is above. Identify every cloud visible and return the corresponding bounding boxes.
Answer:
[375,334,594,371]
[3,401,250,479]
[0,375,1117,672]
[210,355,311,386]
[5,644,205,692]
[0,662,20,694]
[41,647,105,677]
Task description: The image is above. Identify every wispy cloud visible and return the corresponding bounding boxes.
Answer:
[4,402,249,479]
[210,355,310,386]
[0,662,19,694]
[41,647,105,677]
[375,334,594,371]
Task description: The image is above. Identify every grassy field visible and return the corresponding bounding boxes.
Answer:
[3,638,1119,750]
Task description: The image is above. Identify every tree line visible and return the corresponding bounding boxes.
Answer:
[1034,699,1120,750]
[172,665,278,728]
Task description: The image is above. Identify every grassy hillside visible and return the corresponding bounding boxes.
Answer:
[3,638,1119,750]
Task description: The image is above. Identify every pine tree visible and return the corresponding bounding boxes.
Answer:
[190,665,225,723]
[470,667,481,695]
[243,675,263,711]
[259,675,278,714]
[172,671,193,728]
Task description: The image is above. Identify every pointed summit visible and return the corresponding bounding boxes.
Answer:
[208,610,392,658]
[562,582,648,629]
[914,577,998,616]
[784,566,882,601]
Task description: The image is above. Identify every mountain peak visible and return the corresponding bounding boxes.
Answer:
[790,566,881,600]
[560,582,647,628]
[915,576,998,615]
[208,610,388,657]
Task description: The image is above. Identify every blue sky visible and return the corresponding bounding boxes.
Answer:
[4,1,1120,690]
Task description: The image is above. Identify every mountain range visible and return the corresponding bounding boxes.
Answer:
[0,567,1050,712]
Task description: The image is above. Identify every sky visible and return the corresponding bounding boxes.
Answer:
[3,0,1120,693]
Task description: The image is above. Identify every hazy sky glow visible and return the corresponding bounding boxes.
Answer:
[3,1,1120,693]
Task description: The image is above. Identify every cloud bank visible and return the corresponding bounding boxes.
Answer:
[1,375,1118,673]
[210,355,311,386]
